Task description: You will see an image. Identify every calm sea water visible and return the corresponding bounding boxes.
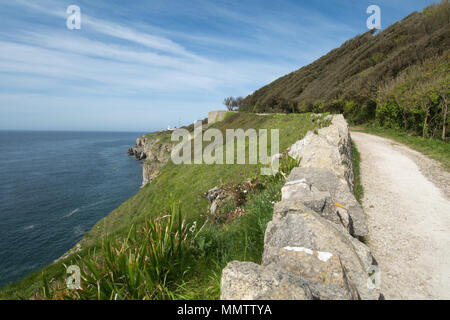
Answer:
[0,131,143,287]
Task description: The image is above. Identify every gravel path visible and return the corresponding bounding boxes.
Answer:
[351,132,450,300]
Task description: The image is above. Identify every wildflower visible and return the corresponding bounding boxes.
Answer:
[189,221,197,233]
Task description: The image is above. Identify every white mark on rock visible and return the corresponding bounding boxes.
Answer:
[317,251,333,262]
[284,246,313,255]
[283,246,333,262]
[285,179,307,186]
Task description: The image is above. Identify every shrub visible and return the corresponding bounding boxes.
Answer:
[312,100,324,113]
[325,99,345,114]
[353,100,377,124]
[375,102,402,129]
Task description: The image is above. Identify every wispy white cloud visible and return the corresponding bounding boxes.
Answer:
[1,0,430,130]
[0,31,290,95]
[12,0,200,59]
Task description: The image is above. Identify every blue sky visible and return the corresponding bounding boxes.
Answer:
[0,0,437,131]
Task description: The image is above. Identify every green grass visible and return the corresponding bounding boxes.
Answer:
[39,202,202,300]
[351,141,364,204]
[351,125,450,172]
[0,112,321,299]
[173,180,285,299]
[31,161,291,300]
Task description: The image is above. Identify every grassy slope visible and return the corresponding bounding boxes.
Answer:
[83,113,321,244]
[0,112,322,299]
[351,125,450,172]
[351,141,364,204]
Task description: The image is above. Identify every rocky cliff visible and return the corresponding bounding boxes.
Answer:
[128,134,173,186]
[221,114,381,300]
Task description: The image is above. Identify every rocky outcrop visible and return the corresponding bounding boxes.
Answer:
[128,135,173,186]
[205,186,227,214]
[221,114,381,300]
[205,179,263,215]
[127,137,147,161]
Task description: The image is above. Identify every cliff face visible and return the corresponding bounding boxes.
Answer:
[128,134,173,186]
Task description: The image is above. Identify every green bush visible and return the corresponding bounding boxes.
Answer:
[312,100,325,113]
[375,102,402,129]
[325,99,345,114]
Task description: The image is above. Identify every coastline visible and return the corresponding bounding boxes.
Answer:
[0,131,143,288]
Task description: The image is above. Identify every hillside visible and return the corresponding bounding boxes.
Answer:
[0,112,329,299]
[240,0,449,124]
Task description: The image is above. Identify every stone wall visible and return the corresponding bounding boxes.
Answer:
[221,114,381,300]
[208,110,234,124]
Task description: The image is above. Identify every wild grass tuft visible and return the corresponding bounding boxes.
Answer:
[40,202,202,300]
[351,141,364,204]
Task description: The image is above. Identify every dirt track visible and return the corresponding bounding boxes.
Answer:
[351,132,450,300]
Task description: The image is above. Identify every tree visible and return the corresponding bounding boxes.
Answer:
[438,80,449,140]
[233,97,244,110]
[442,94,448,141]
[223,97,234,111]
[223,96,244,111]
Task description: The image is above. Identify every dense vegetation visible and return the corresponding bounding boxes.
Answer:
[376,52,449,139]
[0,113,327,299]
[239,1,449,140]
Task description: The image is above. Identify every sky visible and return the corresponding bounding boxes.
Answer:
[0,0,438,132]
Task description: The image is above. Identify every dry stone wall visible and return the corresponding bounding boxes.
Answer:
[221,114,381,300]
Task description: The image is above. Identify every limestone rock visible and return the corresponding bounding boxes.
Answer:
[281,180,331,216]
[281,180,342,227]
[205,186,227,214]
[272,200,311,220]
[129,135,173,186]
[221,257,359,300]
[263,211,379,300]
[221,261,313,300]
[289,115,354,191]
[286,167,368,237]
[304,278,359,300]
[262,246,359,300]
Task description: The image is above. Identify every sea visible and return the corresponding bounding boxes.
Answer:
[0,131,144,287]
